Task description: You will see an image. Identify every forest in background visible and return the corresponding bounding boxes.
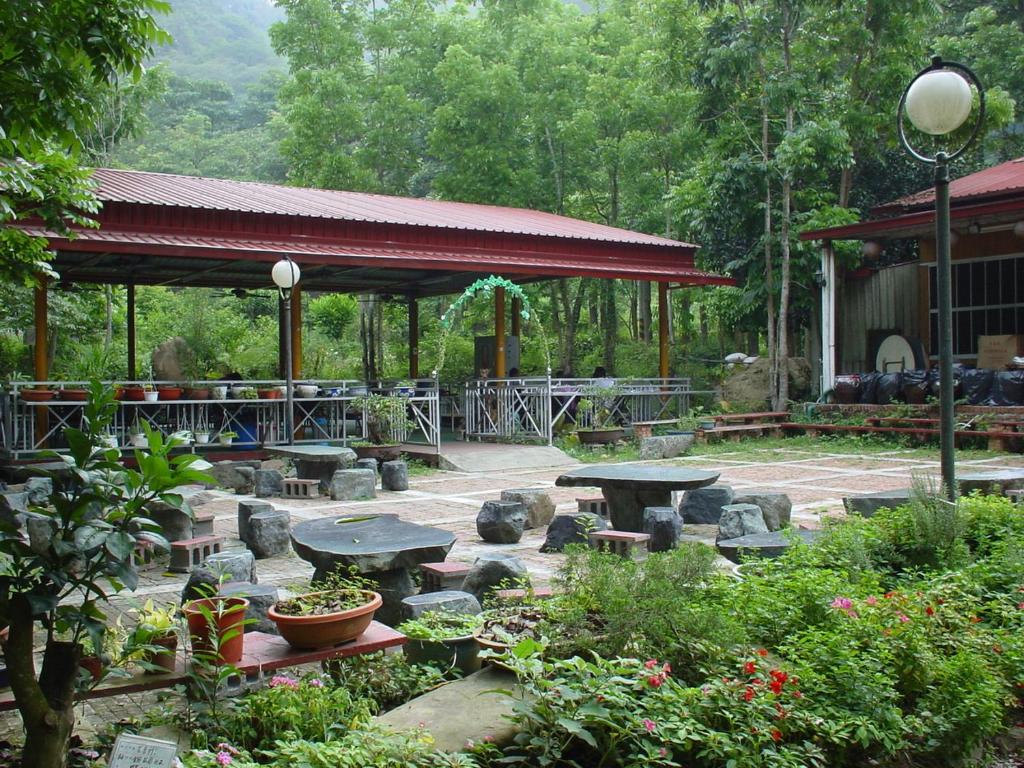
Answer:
[2,0,1023,402]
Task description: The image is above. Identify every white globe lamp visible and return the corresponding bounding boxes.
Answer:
[905,70,973,136]
[272,258,300,290]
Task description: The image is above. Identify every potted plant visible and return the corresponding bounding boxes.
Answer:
[671,415,700,436]
[143,384,159,402]
[295,383,319,398]
[575,384,624,445]
[183,595,249,665]
[130,600,179,674]
[352,393,414,462]
[211,384,228,400]
[268,569,382,649]
[218,430,238,446]
[258,386,282,399]
[474,606,549,670]
[157,383,184,400]
[194,424,212,445]
[398,612,482,674]
[130,421,149,449]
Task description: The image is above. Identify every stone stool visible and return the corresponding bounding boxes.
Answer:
[641,506,682,552]
[381,460,409,491]
[539,512,608,553]
[356,458,378,474]
[420,561,472,593]
[843,489,911,518]
[501,488,555,529]
[716,530,822,564]
[588,530,650,560]
[329,468,377,501]
[219,582,280,634]
[679,484,735,524]
[401,590,481,619]
[238,500,274,544]
[476,500,527,544]
[204,549,257,584]
[254,469,284,498]
[461,553,530,605]
[732,491,792,531]
[717,503,768,543]
[247,509,291,559]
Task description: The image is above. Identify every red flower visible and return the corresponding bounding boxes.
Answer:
[648,675,664,688]
[743,686,755,702]
[757,648,769,657]
[662,662,672,675]
[793,690,803,699]
[925,605,935,616]
[971,616,982,623]
[771,729,783,742]
[884,591,898,599]
[1017,602,1024,610]
[769,679,783,694]
[769,670,788,684]
[743,661,757,675]
[993,645,1003,654]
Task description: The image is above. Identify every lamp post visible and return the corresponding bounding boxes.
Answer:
[272,257,301,445]
[898,56,985,499]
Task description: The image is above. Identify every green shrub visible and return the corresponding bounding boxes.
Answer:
[323,651,448,712]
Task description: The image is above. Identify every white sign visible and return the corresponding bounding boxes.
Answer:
[108,734,177,768]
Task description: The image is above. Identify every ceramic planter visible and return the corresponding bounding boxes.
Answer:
[295,384,319,398]
[183,596,248,665]
[268,589,382,650]
[211,386,228,400]
[577,427,625,445]
[195,433,211,445]
[404,635,480,674]
[131,435,149,449]
[143,390,159,402]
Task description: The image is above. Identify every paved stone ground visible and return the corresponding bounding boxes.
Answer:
[2,444,1022,743]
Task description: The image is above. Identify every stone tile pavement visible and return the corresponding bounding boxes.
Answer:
[2,444,1022,742]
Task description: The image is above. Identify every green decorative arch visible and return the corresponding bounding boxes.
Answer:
[434,275,551,377]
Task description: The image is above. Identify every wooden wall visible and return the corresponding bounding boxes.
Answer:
[838,261,921,373]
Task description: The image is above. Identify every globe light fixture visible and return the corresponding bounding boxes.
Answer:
[272,257,301,445]
[898,57,984,499]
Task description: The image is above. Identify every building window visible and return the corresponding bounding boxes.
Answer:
[927,253,1024,358]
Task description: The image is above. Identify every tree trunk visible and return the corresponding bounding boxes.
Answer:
[638,281,651,342]
[762,98,777,411]
[601,280,616,373]
[699,302,709,346]
[7,598,78,768]
[360,296,377,382]
[774,5,796,411]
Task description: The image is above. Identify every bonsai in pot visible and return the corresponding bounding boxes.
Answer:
[268,569,382,649]
[575,384,624,445]
[130,600,179,674]
[352,393,414,462]
[397,612,482,674]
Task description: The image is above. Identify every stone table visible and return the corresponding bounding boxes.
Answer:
[555,465,719,531]
[291,513,456,625]
[267,445,357,494]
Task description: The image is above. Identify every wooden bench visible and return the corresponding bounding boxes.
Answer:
[0,623,406,712]
[781,422,1020,451]
[713,412,789,425]
[698,423,783,442]
[419,561,471,592]
[588,530,650,559]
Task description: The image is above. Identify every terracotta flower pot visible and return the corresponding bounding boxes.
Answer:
[157,386,183,401]
[19,389,55,402]
[143,633,179,674]
[258,388,282,399]
[268,590,381,650]
[79,655,103,682]
[121,386,146,401]
[186,387,211,400]
[183,596,248,665]
[60,388,89,401]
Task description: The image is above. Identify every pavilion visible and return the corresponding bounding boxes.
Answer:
[22,168,732,382]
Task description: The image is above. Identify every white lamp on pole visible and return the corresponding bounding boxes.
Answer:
[273,257,300,445]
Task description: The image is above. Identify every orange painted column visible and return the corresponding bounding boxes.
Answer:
[33,278,48,382]
[290,285,302,378]
[658,282,669,379]
[495,286,506,378]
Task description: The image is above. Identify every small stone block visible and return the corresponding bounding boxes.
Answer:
[329,468,377,501]
[169,535,225,573]
[356,458,378,474]
[381,460,409,491]
[476,500,527,544]
[131,539,159,571]
[194,510,215,537]
[577,496,608,517]
[501,488,555,529]
[205,549,257,584]
[420,561,472,593]
[219,582,281,634]
[247,509,291,559]
[238,500,274,544]
[401,590,482,619]
[281,478,320,499]
[588,530,651,559]
[254,469,284,498]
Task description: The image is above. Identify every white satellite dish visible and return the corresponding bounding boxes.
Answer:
[875,334,916,373]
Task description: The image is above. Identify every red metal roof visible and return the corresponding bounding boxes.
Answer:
[90,168,695,248]
[873,157,1024,214]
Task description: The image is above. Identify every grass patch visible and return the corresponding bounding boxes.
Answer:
[685,433,1007,463]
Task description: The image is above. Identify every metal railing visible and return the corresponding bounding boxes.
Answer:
[462,376,698,444]
[1,379,441,459]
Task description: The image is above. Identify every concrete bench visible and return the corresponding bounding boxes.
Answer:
[577,496,608,517]
[169,534,225,573]
[281,478,320,499]
[588,530,650,560]
[419,561,472,593]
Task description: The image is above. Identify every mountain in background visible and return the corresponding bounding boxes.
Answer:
[153,0,284,92]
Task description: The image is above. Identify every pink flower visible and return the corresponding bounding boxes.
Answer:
[644,659,658,669]
[830,596,853,611]
[215,745,238,756]
[642,718,657,733]
[658,747,667,758]
[216,752,233,766]
[647,675,664,688]
[865,596,878,606]
[307,678,324,688]
[269,674,298,689]
[897,614,910,623]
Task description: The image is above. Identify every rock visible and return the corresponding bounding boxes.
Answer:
[679,484,735,524]
[376,667,526,751]
[957,470,1024,496]
[843,489,911,518]
[329,468,377,501]
[356,458,378,474]
[182,566,219,602]
[638,434,695,460]
[210,462,255,494]
[151,336,189,381]
[254,469,284,498]
[219,582,280,634]
[0,491,29,527]
[722,356,811,408]
[204,549,257,584]
[247,509,291,559]
[146,502,193,543]
[23,477,53,505]
[716,530,821,564]
[237,501,274,545]
[642,507,682,552]
[25,512,55,555]
[460,553,530,604]
[539,512,608,553]
[364,568,416,626]
[401,590,482,619]
[476,501,527,544]
[381,461,409,492]
[500,489,555,529]
[733,492,792,531]
[717,503,769,543]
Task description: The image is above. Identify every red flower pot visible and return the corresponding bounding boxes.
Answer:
[183,597,248,665]
[268,590,381,650]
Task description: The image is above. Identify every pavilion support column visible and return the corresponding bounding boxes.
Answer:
[658,282,669,380]
[290,285,302,379]
[33,278,48,382]
[820,240,837,395]
[511,296,521,338]
[126,283,137,380]
[408,298,419,379]
[495,286,506,378]
[278,296,288,378]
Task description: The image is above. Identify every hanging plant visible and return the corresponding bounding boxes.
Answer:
[434,276,550,376]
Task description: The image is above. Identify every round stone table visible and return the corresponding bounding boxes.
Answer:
[555,464,720,532]
[290,514,456,625]
[267,445,357,494]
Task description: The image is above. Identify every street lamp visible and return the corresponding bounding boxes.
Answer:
[898,56,985,499]
[272,257,301,445]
